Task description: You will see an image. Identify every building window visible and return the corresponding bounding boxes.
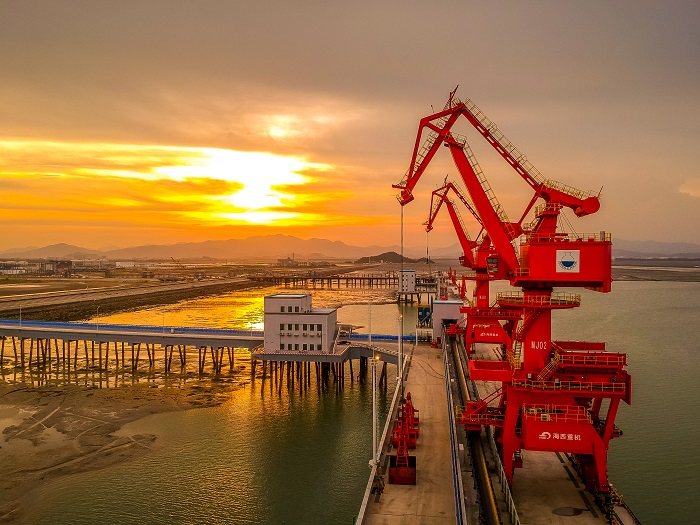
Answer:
[317,344,322,351]
[287,306,292,312]
[287,344,292,350]
[280,306,284,312]
[279,323,284,331]
[280,343,284,350]
[303,324,307,331]
[287,324,292,330]
[294,324,299,331]
[294,344,299,351]
[316,324,322,331]
[303,344,307,351]
[295,306,300,312]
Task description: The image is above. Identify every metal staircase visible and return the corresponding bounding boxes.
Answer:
[536,351,561,381]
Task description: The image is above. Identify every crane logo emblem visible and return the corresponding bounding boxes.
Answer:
[539,431,552,440]
[556,250,580,273]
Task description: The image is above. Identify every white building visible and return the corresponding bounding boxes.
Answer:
[263,293,338,354]
[400,270,416,293]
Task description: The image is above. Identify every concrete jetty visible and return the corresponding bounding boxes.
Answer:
[362,343,457,524]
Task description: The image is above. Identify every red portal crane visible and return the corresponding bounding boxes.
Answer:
[425,180,519,349]
[394,89,631,512]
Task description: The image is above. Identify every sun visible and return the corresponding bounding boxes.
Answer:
[0,139,332,232]
[151,147,329,223]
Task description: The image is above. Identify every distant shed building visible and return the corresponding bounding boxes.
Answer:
[263,293,338,353]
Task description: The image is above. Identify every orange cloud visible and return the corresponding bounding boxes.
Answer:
[0,138,411,249]
[679,178,700,198]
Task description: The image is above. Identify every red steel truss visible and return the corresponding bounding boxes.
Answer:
[394,89,631,497]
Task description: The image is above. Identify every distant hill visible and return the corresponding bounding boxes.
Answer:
[1,236,698,261]
[612,239,700,258]
[355,251,427,264]
[100,235,400,261]
[0,243,103,259]
[0,236,404,261]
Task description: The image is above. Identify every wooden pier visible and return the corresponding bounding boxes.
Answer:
[0,321,400,392]
[249,272,438,304]
[0,335,248,375]
[0,320,263,376]
[249,272,400,288]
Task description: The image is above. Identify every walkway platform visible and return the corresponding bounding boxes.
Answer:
[0,319,263,350]
[363,343,456,524]
[252,339,398,365]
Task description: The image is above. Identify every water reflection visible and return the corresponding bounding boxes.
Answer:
[90,286,404,330]
[9,285,410,524]
[21,358,394,525]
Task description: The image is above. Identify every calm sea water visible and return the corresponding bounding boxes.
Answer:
[20,282,700,524]
[554,281,700,523]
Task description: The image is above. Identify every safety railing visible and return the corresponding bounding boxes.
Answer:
[355,348,408,525]
[449,202,473,245]
[443,343,468,524]
[0,319,261,336]
[560,352,626,367]
[512,379,626,393]
[530,203,563,220]
[485,426,521,525]
[496,291,581,307]
[452,134,518,240]
[542,178,598,201]
[521,404,592,424]
[455,407,506,427]
[456,96,597,202]
[398,102,457,187]
[395,128,440,193]
[511,267,530,278]
[459,97,545,184]
[521,231,612,243]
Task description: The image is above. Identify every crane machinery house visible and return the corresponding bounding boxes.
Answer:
[263,294,338,354]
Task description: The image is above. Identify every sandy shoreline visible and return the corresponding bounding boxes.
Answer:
[0,379,240,523]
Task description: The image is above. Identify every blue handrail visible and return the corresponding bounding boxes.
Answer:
[0,319,262,336]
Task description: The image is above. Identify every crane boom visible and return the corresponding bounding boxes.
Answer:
[424,181,479,268]
[394,91,603,274]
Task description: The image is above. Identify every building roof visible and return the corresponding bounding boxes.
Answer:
[311,308,336,314]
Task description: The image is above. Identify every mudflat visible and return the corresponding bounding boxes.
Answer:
[0,379,236,523]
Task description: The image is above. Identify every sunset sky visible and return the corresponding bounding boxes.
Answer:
[1,1,698,252]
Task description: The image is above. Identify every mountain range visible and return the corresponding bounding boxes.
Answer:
[1,236,699,261]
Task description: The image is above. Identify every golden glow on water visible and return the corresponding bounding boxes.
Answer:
[96,286,400,332]
[21,359,396,525]
[23,287,404,525]
[98,291,267,329]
